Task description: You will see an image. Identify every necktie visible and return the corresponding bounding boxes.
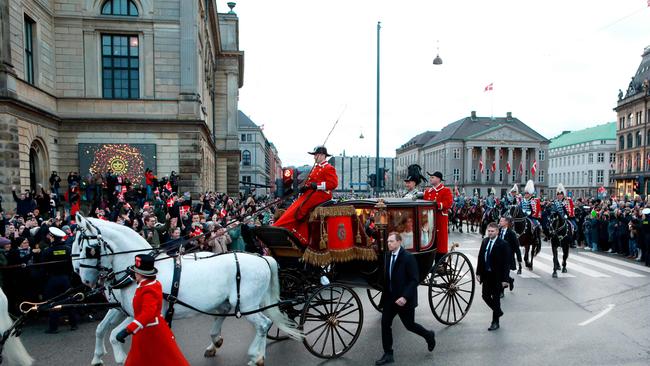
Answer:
[389,253,396,281]
[500,228,506,239]
[485,239,494,270]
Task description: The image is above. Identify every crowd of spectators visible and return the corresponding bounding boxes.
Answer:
[0,169,279,315]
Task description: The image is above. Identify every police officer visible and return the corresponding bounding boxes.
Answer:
[42,226,77,333]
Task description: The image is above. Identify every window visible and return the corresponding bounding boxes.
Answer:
[619,117,625,130]
[453,148,460,159]
[247,134,253,142]
[597,153,604,163]
[596,170,604,184]
[102,34,139,99]
[472,169,476,182]
[609,170,615,184]
[24,15,35,85]
[637,131,643,147]
[627,133,633,149]
[241,134,246,142]
[609,153,615,163]
[588,170,593,185]
[242,150,251,166]
[511,170,516,182]
[101,0,139,16]
[601,140,606,144]
[453,168,460,182]
[242,175,251,183]
[619,136,625,150]
[588,153,593,164]
[499,169,503,182]
[538,149,545,161]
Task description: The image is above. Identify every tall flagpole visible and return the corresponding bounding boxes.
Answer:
[376,21,381,197]
[490,82,494,120]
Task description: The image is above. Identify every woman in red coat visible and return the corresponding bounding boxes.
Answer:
[274,146,338,245]
[116,254,189,366]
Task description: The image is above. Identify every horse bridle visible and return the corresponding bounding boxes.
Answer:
[548,212,568,241]
[75,223,115,277]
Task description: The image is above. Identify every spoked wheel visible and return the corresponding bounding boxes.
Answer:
[300,284,363,359]
[428,251,475,325]
[366,289,382,312]
[268,271,305,341]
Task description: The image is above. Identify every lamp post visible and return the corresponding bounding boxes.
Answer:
[375,25,442,197]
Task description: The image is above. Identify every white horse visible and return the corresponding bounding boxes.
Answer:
[0,288,33,366]
[73,214,301,366]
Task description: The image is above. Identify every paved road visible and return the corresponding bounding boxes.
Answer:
[17,231,650,365]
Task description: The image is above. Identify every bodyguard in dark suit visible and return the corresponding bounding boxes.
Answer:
[375,232,436,365]
[477,222,512,331]
[498,216,520,291]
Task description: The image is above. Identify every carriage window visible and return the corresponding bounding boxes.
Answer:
[420,209,435,250]
[390,209,415,250]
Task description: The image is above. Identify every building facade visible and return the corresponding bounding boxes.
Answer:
[238,110,281,196]
[0,0,244,205]
[548,123,616,199]
[397,112,550,198]
[395,131,437,181]
[329,155,395,193]
[613,46,650,197]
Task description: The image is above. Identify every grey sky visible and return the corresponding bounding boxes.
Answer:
[235,0,650,166]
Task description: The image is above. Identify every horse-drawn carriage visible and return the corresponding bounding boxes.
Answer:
[252,198,476,359]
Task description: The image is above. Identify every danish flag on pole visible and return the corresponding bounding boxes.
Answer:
[484,83,493,92]
[490,161,496,173]
[518,161,524,175]
[646,153,650,167]
[506,161,512,174]
[479,160,485,173]
[531,160,538,176]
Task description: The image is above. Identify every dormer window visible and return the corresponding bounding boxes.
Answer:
[101,0,139,16]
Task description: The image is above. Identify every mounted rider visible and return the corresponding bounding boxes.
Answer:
[471,189,480,207]
[483,188,497,220]
[506,184,520,206]
[520,180,541,232]
[403,164,426,200]
[551,183,577,236]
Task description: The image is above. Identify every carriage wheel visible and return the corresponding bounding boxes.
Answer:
[428,252,475,325]
[300,284,363,359]
[267,272,304,341]
[366,289,382,312]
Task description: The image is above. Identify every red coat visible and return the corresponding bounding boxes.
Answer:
[423,184,453,254]
[274,161,338,244]
[530,197,541,219]
[563,198,575,218]
[124,280,189,366]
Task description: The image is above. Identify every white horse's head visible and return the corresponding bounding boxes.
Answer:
[73,213,151,288]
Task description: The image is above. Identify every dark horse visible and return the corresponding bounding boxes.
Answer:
[466,205,482,233]
[449,203,467,233]
[480,206,500,237]
[546,211,574,278]
[508,205,542,271]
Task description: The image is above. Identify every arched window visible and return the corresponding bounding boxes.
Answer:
[101,0,139,16]
[619,136,625,150]
[636,131,643,147]
[627,133,633,149]
[242,150,251,166]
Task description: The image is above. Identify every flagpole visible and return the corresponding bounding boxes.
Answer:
[490,83,494,120]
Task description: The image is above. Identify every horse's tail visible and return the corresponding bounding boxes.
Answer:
[0,290,33,366]
[262,257,303,341]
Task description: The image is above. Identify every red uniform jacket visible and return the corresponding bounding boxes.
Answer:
[529,197,542,219]
[125,280,189,366]
[274,161,338,244]
[423,183,453,254]
[563,198,575,218]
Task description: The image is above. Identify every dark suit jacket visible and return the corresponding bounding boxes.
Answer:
[499,227,520,269]
[476,237,511,282]
[380,249,419,308]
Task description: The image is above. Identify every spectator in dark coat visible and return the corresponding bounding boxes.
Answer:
[12,186,35,218]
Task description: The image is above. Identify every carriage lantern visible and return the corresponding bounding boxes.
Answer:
[374,199,388,250]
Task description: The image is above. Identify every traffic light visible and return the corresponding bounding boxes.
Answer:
[368,173,377,188]
[377,168,389,189]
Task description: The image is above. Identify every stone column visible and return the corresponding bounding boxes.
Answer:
[507,147,513,185]
[83,31,99,97]
[481,146,487,184]
[465,146,473,184]
[143,31,154,98]
[494,147,500,185]
[520,148,528,184]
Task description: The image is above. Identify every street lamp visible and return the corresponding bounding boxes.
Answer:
[433,40,443,65]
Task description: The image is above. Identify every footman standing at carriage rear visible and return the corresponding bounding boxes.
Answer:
[116,254,189,366]
[423,171,453,261]
[274,146,338,245]
[375,232,436,365]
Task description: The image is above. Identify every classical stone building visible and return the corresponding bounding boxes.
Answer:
[613,46,650,197]
[395,130,437,182]
[0,0,244,206]
[237,110,282,196]
[396,112,550,197]
[548,122,616,199]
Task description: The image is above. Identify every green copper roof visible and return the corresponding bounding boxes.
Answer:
[549,122,616,149]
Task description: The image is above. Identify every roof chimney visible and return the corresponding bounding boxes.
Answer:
[471,111,477,121]
[506,112,512,121]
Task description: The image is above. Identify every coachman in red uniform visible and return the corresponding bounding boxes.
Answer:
[116,254,189,366]
[274,146,338,245]
[422,171,453,259]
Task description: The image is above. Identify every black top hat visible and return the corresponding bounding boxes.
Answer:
[308,146,332,157]
[404,164,426,184]
[129,254,158,276]
[427,171,445,181]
